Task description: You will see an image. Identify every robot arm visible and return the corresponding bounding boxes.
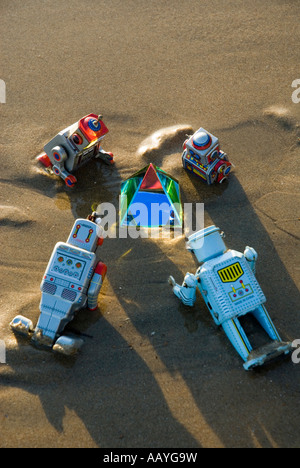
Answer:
[87,262,107,311]
[244,246,258,274]
[168,272,198,307]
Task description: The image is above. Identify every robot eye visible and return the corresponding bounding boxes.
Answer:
[72,134,83,145]
[210,150,219,160]
[88,118,101,132]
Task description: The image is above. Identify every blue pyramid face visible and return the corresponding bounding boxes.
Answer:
[126,191,174,227]
[120,164,182,228]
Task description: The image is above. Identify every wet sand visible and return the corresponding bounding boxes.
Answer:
[0,0,300,448]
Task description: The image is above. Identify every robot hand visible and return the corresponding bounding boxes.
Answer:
[244,246,258,273]
[168,272,197,307]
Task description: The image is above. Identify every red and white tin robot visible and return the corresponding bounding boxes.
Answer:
[182,128,232,184]
[38,113,114,187]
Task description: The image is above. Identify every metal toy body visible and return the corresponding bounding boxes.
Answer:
[182,128,232,184]
[38,113,114,187]
[169,226,292,370]
[11,217,107,355]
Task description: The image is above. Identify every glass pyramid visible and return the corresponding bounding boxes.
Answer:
[120,163,182,228]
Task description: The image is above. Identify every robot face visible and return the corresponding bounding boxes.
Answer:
[206,146,220,164]
[187,128,219,166]
[68,114,109,152]
[50,249,88,282]
[191,131,212,152]
[69,128,90,151]
[67,219,102,252]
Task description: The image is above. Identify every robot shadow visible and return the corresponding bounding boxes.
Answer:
[3,309,200,448]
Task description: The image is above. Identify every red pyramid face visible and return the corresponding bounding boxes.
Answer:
[140,164,163,191]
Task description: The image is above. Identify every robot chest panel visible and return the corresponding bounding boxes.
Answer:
[200,259,265,322]
[45,244,96,288]
[67,143,99,171]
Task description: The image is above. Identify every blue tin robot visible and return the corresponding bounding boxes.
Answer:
[169,226,292,370]
[10,215,107,355]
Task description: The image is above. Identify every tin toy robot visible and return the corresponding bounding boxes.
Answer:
[168,226,292,370]
[181,128,232,184]
[10,214,107,355]
[37,113,114,187]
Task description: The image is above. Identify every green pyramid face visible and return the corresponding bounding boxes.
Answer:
[120,164,182,228]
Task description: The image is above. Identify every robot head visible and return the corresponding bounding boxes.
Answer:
[184,128,220,166]
[67,218,104,252]
[69,114,109,152]
[186,225,226,263]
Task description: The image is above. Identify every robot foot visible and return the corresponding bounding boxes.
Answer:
[52,335,84,356]
[10,315,34,337]
[96,150,114,165]
[64,174,77,188]
[37,152,52,168]
[243,340,293,370]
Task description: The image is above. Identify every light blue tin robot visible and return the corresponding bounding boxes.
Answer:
[169,226,292,370]
[10,216,107,355]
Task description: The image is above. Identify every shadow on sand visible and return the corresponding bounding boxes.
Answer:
[2,114,300,448]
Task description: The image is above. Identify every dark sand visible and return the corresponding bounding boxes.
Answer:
[0,0,300,448]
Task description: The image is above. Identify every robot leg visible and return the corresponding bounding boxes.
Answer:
[10,313,83,355]
[96,146,114,165]
[32,294,76,347]
[249,305,293,364]
[221,317,253,363]
[223,308,293,370]
[44,145,77,187]
[33,295,85,354]
[52,164,77,187]
[252,305,281,341]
